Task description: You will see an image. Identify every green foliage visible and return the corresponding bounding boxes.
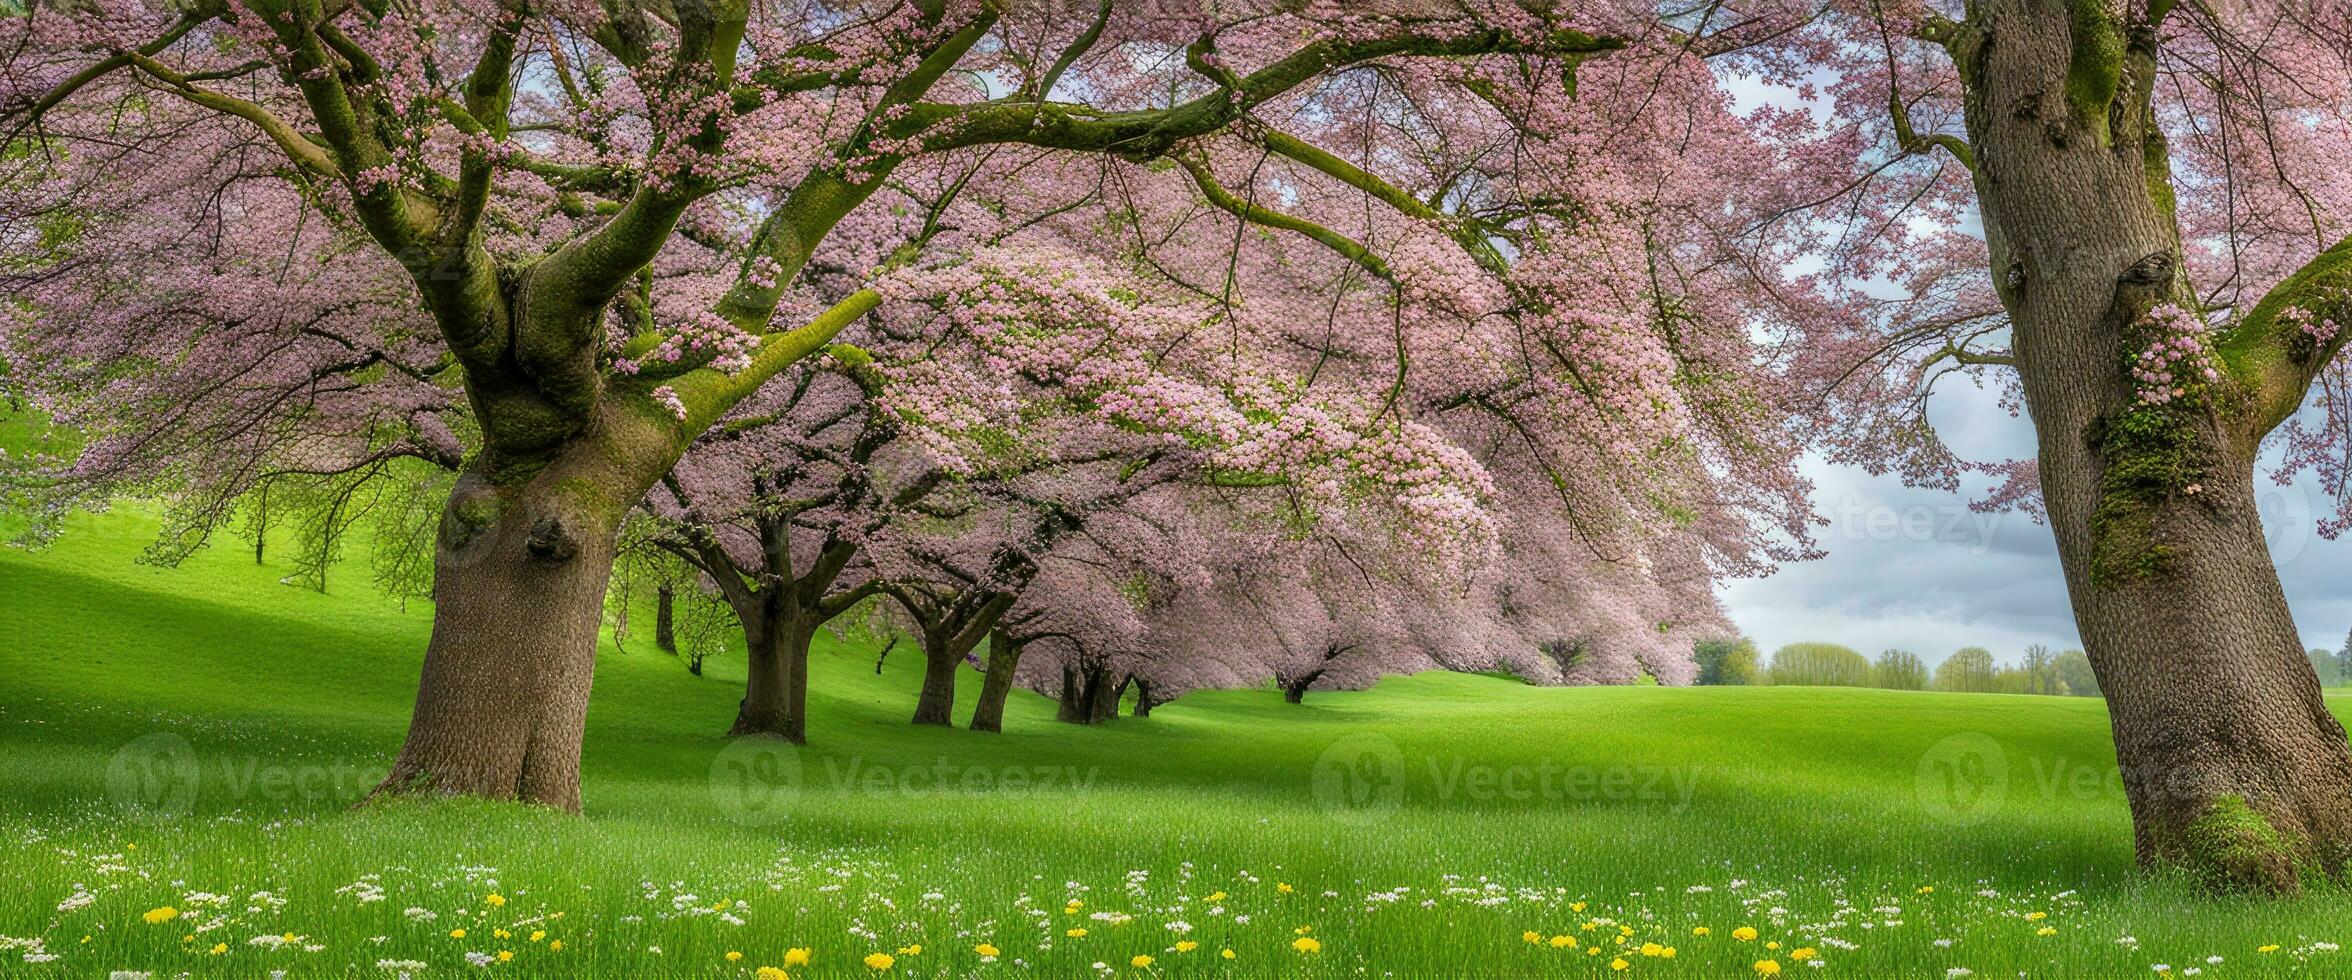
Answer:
[2054,649,2101,697]
[2309,649,2344,688]
[1997,644,2071,696]
[1691,636,1760,685]
[1934,647,2000,693]
[1766,642,1871,687]
[1872,648,1928,690]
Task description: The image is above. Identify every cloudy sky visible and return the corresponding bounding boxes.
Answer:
[1716,379,2352,666]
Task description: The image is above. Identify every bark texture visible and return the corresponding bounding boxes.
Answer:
[1952,0,2352,891]
[970,630,1023,732]
[373,463,630,811]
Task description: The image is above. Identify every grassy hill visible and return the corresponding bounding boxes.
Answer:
[4,507,2352,976]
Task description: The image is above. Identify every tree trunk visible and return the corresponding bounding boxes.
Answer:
[970,631,1024,733]
[655,583,677,654]
[732,611,814,742]
[1089,670,1124,722]
[1959,1,2352,891]
[1057,664,1086,723]
[1282,670,1319,704]
[911,635,961,726]
[372,469,624,812]
[1132,676,1154,717]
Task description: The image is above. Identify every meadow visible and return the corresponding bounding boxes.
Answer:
[5,507,2352,977]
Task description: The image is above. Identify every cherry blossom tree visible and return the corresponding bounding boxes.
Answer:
[1803,0,2352,890]
[0,0,1841,810]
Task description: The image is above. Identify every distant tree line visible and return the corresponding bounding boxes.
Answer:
[1691,638,2106,696]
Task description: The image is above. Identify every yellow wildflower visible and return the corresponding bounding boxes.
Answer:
[863,952,895,970]
[726,951,744,962]
[1692,926,1710,937]
[2037,927,2058,937]
[1523,931,1543,944]
[493,928,510,940]
[1641,942,1664,956]
[497,951,513,963]
[784,947,811,966]
[485,894,506,908]
[548,940,563,952]
[2025,911,2047,921]
[1732,926,1758,942]
[975,943,1000,957]
[1571,901,1587,912]
[1221,949,1236,960]
[1549,935,1573,948]
[1610,957,1629,971]
[450,929,467,939]
[208,942,228,955]
[1756,959,1782,975]
[529,931,545,943]
[142,907,178,924]
[755,969,790,980]
[1206,892,1226,903]
[1791,947,1818,960]
[1131,954,1155,967]
[1662,947,1677,959]
[1174,941,1198,953]
[2260,945,2281,953]
[1277,882,1294,894]
[1067,928,1088,938]
[1292,936,1321,954]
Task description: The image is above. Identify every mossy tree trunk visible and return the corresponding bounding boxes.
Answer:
[1931,0,2352,891]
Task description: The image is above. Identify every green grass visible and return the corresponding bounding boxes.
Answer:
[4,507,2352,977]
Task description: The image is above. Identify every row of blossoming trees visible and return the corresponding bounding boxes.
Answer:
[3,0,2351,893]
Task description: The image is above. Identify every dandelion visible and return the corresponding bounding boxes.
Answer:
[897,944,923,956]
[755,969,789,980]
[141,907,178,924]
[1131,954,1154,967]
[2038,927,2058,937]
[485,894,506,908]
[1277,883,1294,894]
[863,952,894,970]
[1221,949,1236,960]
[1694,927,1711,937]
[2026,912,2047,921]
[975,943,1000,957]
[785,948,811,966]
[1641,942,1664,957]
[1734,926,1759,941]
[726,951,744,962]
[1610,957,1630,971]
[1791,947,1818,960]
[1292,937,1321,954]
[1917,886,1934,894]
[493,929,510,939]
[1756,959,1782,976]
[548,940,563,952]
[2258,945,2280,953]
[449,929,466,939]
[1524,931,1544,944]
[1068,928,1088,938]
[1550,935,1573,948]
[529,931,545,943]
[1571,902,1587,912]
[1174,941,1197,953]
[497,951,513,962]
[208,942,229,955]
